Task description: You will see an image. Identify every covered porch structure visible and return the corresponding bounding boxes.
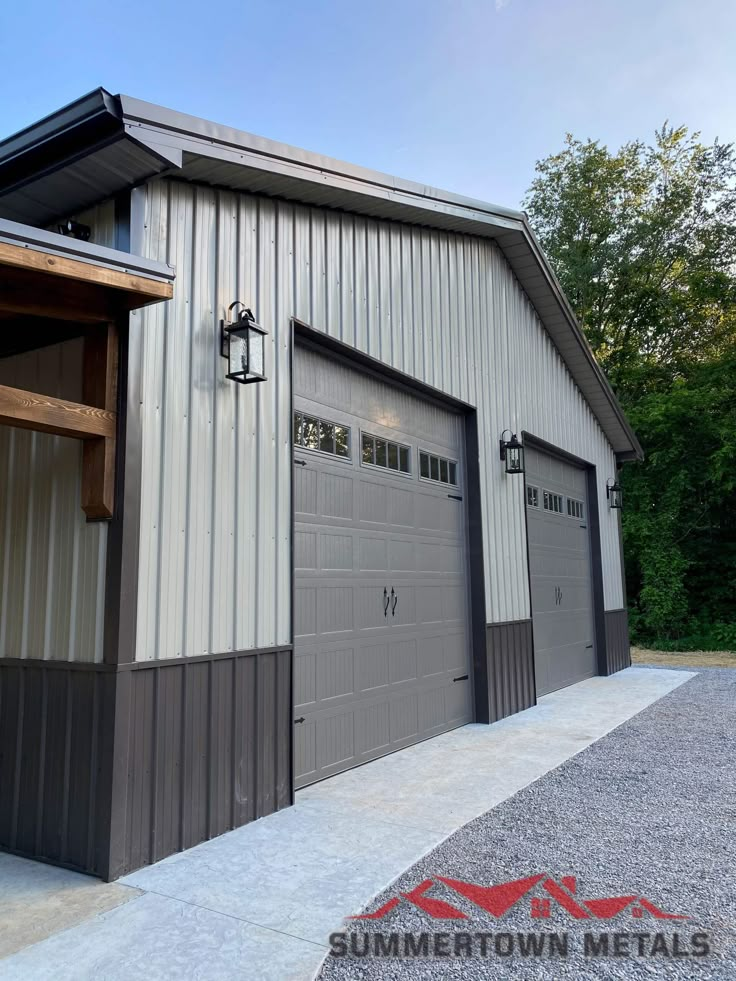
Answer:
[0,218,173,876]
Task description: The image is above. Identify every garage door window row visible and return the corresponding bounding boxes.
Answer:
[527,484,585,520]
[419,451,458,486]
[361,431,411,474]
[294,412,351,459]
[543,491,564,513]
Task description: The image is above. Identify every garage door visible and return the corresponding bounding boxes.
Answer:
[293,345,473,788]
[525,446,596,696]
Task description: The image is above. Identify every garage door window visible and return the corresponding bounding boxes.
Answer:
[527,485,539,507]
[361,432,411,474]
[543,490,564,513]
[294,412,351,459]
[567,498,584,519]
[419,451,458,486]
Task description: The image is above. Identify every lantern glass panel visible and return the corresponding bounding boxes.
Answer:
[229,330,249,379]
[506,443,524,473]
[248,328,265,379]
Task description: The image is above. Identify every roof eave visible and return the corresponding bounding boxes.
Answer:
[0,90,641,459]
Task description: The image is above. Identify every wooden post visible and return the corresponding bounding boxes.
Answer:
[82,323,119,520]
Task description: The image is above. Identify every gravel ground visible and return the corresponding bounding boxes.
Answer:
[318,669,735,980]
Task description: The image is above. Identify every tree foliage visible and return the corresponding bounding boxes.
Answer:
[524,127,736,647]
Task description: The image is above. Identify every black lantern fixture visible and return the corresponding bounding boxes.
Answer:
[220,302,267,384]
[606,478,623,509]
[499,430,525,475]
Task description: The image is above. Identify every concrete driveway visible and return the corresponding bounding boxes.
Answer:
[0,666,690,981]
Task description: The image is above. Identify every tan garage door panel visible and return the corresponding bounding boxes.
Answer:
[293,345,472,788]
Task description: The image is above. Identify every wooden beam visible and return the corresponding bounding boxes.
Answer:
[0,384,115,439]
[0,241,173,304]
[82,324,119,521]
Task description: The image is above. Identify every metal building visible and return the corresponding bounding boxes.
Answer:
[0,89,640,879]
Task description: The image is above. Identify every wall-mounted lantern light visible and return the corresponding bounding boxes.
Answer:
[499,430,525,475]
[220,302,267,384]
[606,478,623,509]
[58,219,91,241]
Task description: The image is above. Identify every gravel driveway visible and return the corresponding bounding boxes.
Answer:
[318,669,735,980]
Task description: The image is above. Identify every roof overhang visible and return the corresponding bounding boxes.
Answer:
[0,90,180,227]
[0,89,641,460]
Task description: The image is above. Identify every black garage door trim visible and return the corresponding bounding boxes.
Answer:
[289,320,498,738]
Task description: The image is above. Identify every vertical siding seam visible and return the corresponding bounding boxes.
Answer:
[85,674,100,873]
[34,670,48,853]
[181,189,198,657]
[207,194,219,656]
[206,659,213,838]
[149,667,160,863]
[60,671,72,861]
[273,202,282,646]
[10,669,24,846]
[254,198,263,644]
[179,661,188,850]
[230,657,237,829]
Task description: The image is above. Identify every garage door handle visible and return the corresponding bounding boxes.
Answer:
[448,494,463,501]
[294,717,305,724]
[391,587,397,616]
[294,458,307,467]
[383,587,390,617]
[453,674,469,682]
[585,644,593,649]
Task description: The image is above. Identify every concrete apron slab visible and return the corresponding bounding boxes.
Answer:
[0,666,693,981]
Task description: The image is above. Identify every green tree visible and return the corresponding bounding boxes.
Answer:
[524,127,736,646]
[622,352,736,643]
[525,127,736,398]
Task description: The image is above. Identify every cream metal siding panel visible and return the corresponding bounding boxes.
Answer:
[134,180,623,661]
[52,200,117,250]
[76,200,117,249]
[0,340,106,663]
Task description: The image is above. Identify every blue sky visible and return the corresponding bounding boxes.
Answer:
[1,0,734,208]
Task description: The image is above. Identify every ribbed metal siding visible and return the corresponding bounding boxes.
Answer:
[0,661,112,873]
[134,180,623,659]
[604,609,631,675]
[0,340,107,663]
[486,619,536,722]
[111,648,291,877]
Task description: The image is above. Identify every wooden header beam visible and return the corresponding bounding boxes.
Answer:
[0,241,173,306]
